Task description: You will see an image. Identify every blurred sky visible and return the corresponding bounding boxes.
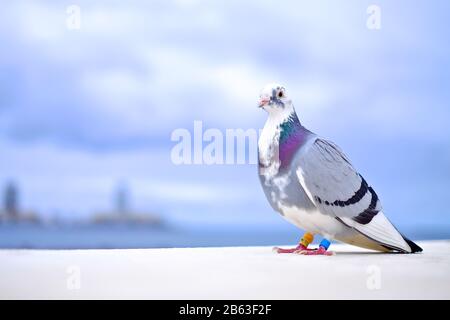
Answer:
[0,0,449,231]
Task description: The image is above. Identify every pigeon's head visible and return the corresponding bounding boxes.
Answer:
[258,83,294,116]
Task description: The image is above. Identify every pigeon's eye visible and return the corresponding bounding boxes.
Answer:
[278,91,284,98]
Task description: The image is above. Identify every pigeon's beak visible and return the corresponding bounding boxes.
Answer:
[258,97,270,108]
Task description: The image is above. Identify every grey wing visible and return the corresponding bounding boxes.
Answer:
[297,138,381,222]
[296,138,412,252]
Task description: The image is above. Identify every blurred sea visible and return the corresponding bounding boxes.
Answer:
[0,223,449,249]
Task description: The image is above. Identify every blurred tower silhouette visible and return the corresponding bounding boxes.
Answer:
[115,181,130,215]
[92,180,161,226]
[4,181,19,219]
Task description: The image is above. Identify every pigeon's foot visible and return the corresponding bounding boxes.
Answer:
[296,239,334,256]
[272,244,315,254]
[273,232,317,254]
[295,246,335,256]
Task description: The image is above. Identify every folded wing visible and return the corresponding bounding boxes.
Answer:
[296,138,412,252]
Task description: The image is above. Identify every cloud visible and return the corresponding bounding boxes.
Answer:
[1,0,449,150]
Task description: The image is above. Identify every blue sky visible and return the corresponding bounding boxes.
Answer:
[0,1,449,232]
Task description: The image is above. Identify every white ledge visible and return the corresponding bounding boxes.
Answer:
[0,240,449,299]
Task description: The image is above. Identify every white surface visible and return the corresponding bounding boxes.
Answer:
[0,240,449,299]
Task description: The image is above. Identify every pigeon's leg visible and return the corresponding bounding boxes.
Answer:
[296,239,335,256]
[273,232,316,253]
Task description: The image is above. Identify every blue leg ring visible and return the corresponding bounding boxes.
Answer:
[319,239,331,251]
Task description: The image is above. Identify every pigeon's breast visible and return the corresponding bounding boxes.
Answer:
[258,123,313,211]
[259,138,345,235]
[259,160,316,217]
[259,166,348,236]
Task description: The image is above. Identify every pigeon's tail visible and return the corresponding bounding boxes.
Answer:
[401,235,423,253]
[338,212,423,253]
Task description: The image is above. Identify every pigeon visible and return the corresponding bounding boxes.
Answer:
[257,83,422,254]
